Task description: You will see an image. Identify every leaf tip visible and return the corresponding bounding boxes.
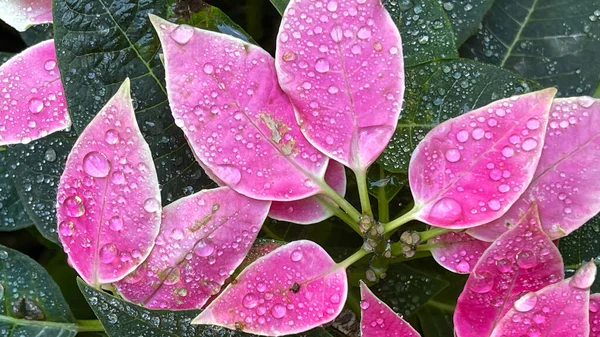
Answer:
[570,260,597,290]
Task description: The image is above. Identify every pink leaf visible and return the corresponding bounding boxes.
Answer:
[275,0,404,173]
[116,187,270,310]
[0,40,70,145]
[269,161,346,224]
[57,79,161,286]
[590,294,600,337]
[470,96,600,241]
[453,203,564,337]
[192,240,348,336]
[409,89,556,229]
[151,15,330,202]
[359,281,421,337]
[430,231,491,274]
[489,261,596,337]
[0,0,52,32]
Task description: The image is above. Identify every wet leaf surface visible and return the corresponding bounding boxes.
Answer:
[430,232,491,274]
[0,244,77,337]
[440,0,494,46]
[0,149,31,231]
[20,24,53,46]
[417,305,453,337]
[558,215,600,292]
[590,293,600,337]
[0,0,52,32]
[461,0,600,96]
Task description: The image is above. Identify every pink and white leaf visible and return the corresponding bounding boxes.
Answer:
[490,261,596,337]
[115,187,271,310]
[192,240,348,336]
[430,231,491,274]
[469,96,600,241]
[590,293,600,337]
[275,0,404,173]
[57,79,161,286]
[151,15,329,202]
[269,161,346,224]
[360,281,421,337]
[0,40,70,145]
[409,89,556,229]
[453,203,564,337]
[0,0,52,32]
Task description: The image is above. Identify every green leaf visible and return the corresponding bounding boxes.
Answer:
[20,24,53,46]
[460,0,600,96]
[168,0,256,43]
[377,58,541,173]
[0,150,32,231]
[382,0,458,66]
[558,216,600,292]
[269,0,287,14]
[440,0,495,46]
[371,262,449,317]
[417,305,454,337]
[7,0,216,243]
[78,278,333,337]
[367,163,407,203]
[0,244,77,337]
[0,52,12,64]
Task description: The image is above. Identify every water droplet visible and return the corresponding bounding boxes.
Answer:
[495,258,512,273]
[170,24,194,45]
[0,251,7,260]
[171,228,184,240]
[360,300,370,310]
[501,146,514,158]
[271,303,287,319]
[107,313,118,324]
[516,249,537,269]
[243,293,259,309]
[487,199,501,211]
[104,129,119,144]
[143,198,160,213]
[326,1,338,12]
[124,263,146,284]
[456,261,470,273]
[109,216,123,231]
[429,198,463,224]
[443,2,454,10]
[282,51,296,62]
[215,165,242,185]
[456,130,469,143]
[203,63,214,75]
[58,221,74,237]
[83,151,111,178]
[64,196,85,217]
[328,85,339,94]
[44,60,56,71]
[526,118,540,130]
[28,98,44,113]
[330,25,343,42]
[330,293,340,304]
[514,292,537,312]
[163,268,181,285]
[498,184,510,193]
[471,128,484,140]
[315,58,330,73]
[357,26,372,40]
[291,249,303,262]
[445,148,461,162]
[470,271,494,293]
[99,243,118,264]
[194,240,215,257]
[521,138,538,151]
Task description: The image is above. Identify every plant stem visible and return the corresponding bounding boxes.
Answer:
[336,248,370,270]
[416,243,443,251]
[318,182,362,223]
[383,205,420,234]
[419,227,452,242]
[323,199,361,235]
[355,168,373,217]
[389,250,432,264]
[377,165,389,223]
[426,300,456,312]
[76,320,105,332]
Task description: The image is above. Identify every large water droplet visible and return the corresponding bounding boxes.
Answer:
[83,151,111,178]
[326,0,338,12]
[203,63,214,75]
[495,258,512,273]
[163,268,181,285]
[143,198,160,213]
[58,221,74,237]
[104,129,119,145]
[170,24,194,45]
[315,58,330,73]
[357,26,372,40]
[271,303,287,319]
[243,293,259,309]
[521,138,538,151]
[194,240,214,257]
[44,60,56,71]
[291,249,303,262]
[330,25,343,42]
[429,198,463,224]
[526,118,540,130]
[445,148,461,162]
[516,249,537,269]
[28,98,44,114]
[109,216,123,231]
[514,292,537,312]
[99,243,118,264]
[64,196,85,217]
[470,271,494,293]
[456,130,469,143]
[215,165,242,185]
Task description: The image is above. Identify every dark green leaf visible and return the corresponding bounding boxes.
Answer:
[0,52,12,64]
[169,0,256,43]
[378,58,541,173]
[0,148,32,231]
[417,305,454,337]
[269,0,287,14]
[0,244,77,337]
[371,262,448,317]
[558,216,600,292]
[440,0,495,46]
[78,278,332,337]
[367,163,407,203]
[460,0,600,96]
[20,24,54,46]
[382,0,458,66]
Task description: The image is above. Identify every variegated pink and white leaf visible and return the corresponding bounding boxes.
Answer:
[115,187,271,310]
[410,89,556,229]
[269,161,346,224]
[469,96,600,241]
[430,231,491,274]
[590,293,600,337]
[57,79,161,286]
[192,240,348,336]
[0,40,70,145]
[151,15,329,202]
[360,281,421,337]
[490,261,596,337]
[0,0,52,32]
[275,0,404,173]
[453,203,564,337]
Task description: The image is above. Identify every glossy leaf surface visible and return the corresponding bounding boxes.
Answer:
[410,89,555,229]
[275,0,404,172]
[430,231,491,274]
[117,187,270,310]
[0,0,52,31]
[360,281,421,337]
[0,40,70,146]
[489,261,596,337]
[591,293,600,337]
[441,0,494,46]
[0,244,77,337]
[454,204,564,337]
[470,97,600,240]
[269,161,346,224]
[559,216,600,292]
[193,240,348,336]
[0,150,31,231]
[57,80,161,286]
[153,15,328,202]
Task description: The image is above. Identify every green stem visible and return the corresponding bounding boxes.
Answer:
[420,227,452,242]
[318,183,362,223]
[416,243,443,251]
[389,250,432,264]
[377,165,389,223]
[355,168,373,217]
[336,248,370,270]
[383,205,420,234]
[426,300,455,312]
[76,320,105,332]
[322,199,361,235]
